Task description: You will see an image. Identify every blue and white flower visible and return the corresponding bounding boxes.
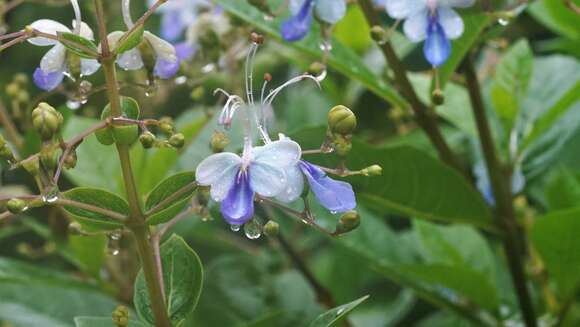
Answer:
[27,0,100,90]
[148,0,210,43]
[385,0,475,66]
[281,0,347,42]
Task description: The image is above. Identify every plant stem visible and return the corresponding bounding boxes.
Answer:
[357,0,464,175]
[463,57,537,327]
[0,100,23,150]
[94,1,171,325]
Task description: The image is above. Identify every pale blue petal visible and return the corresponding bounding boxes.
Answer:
[117,48,144,70]
[80,58,100,76]
[154,58,180,79]
[161,11,186,42]
[40,44,67,73]
[315,0,347,24]
[300,161,356,213]
[33,68,64,91]
[249,162,287,197]
[438,6,464,39]
[275,164,304,203]
[385,0,426,19]
[251,139,301,168]
[403,9,429,42]
[289,0,305,14]
[439,0,476,8]
[175,42,197,61]
[281,0,315,41]
[221,171,255,225]
[424,16,451,66]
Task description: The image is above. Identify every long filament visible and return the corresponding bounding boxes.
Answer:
[122,0,135,28]
[70,0,81,34]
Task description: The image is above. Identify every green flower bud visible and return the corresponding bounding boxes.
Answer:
[14,73,28,86]
[190,86,204,101]
[308,61,325,76]
[112,305,129,327]
[431,89,445,106]
[139,131,156,149]
[336,211,360,234]
[17,90,30,104]
[158,117,174,135]
[6,198,27,214]
[169,133,185,148]
[263,220,280,237]
[5,82,19,97]
[0,136,14,161]
[370,25,386,43]
[32,102,63,140]
[68,221,83,235]
[21,156,40,176]
[361,164,382,176]
[210,130,229,153]
[40,148,57,170]
[64,151,77,169]
[328,105,357,136]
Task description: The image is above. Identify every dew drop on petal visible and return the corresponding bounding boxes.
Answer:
[230,224,241,232]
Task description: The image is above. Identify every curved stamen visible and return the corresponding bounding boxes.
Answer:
[70,0,81,34]
[122,0,135,28]
[262,74,320,107]
[245,42,259,106]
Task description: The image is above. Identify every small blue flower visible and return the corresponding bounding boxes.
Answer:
[281,0,347,42]
[474,161,525,206]
[148,0,209,42]
[27,20,100,90]
[195,139,302,225]
[385,0,475,66]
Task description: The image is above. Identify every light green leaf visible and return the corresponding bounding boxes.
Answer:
[68,235,107,278]
[134,235,203,326]
[62,187,128,230]
[114,25,145,54]
[213,0,407,108]
[528,0,580,40]
[545,167,580,210]
[308,295,369,327]
[531,207,580,298]
[145,171,197,225]
[74,317,147,327]
[58,32,99,59]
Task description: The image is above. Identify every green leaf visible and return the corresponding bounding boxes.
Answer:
[528,0,580,40]
[491,39,533,130]
[74,317,146,327]
[114,25,145,54]
[436,12,493,89]
[334,5,372,52]
[97,96,141,146]
[62,188,128,230]
[134,235,203,326]
[145,171,197,225]
[213,0,407,108]
[545,167,580,210]
[68,235,107,278]
[58,32,99,59]
[531,207,580,298]
[308,295,369,327]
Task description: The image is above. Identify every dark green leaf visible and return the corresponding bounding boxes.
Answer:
[58,32,99,59]
[74,317,146,327]
[68,235,107,278]
[528,0,580,40]
[134,235,203,326]
[545,167,580,210]
[308,295,369,327]
[145,172,197,225]
[115,25,145,54]
[62,188,128,230]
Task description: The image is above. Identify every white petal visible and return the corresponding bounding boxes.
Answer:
[40,44,67,73]
[438,7,464,39]
[315,0,346,24]
[77,21,95,40]
[385,0,426,19]
[80,58,100,76]
[289,0,306,14]
[210,165,240,201]
[28,19,70,46]
[439,0,475,8]
[144,31,177,63]
[105,31,124,49]
[117,48,144,70]
[249,162,287,197]
[196,152,242,185]
[251,139,301,168]
[403,9,429,42]
[275,164,304,203]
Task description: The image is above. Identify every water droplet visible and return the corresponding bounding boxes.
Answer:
[107,232,122,256]
[109,231,122,240]
[66,100,81,110]
[319,41,333,52]
[330,210,337,215]
[145,79,157,97]
[263,14,274,21]
[175,76,187,85]
[201,63,216,74]
[42,188,59,204]
[336,308,345,316]
[498,18,509,26]
[300,219,309,225]
[230,224,241,232]
[243,219,262,240]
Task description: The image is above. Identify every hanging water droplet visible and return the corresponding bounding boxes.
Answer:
[263,14,274,21]
[145,79,157,97]
[42,188,59,204]
[109,231,122,240]
[230,224,241,232]
[300,219,309,225]
[498,18,509,26]
[243,219,262,240]
[201,63,216,74]
[330,210,337,215]
[319,41,333,52]
[174,76,187,85]
[336,308,345,316]
[107,232,121,256]
[66,100,81,110]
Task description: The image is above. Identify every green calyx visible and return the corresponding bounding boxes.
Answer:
[32,102,64,141]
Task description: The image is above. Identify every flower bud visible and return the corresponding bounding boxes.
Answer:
[64,151,77,169]
[308,61,325,76]
[17,90,30,104]
[139,131,156,149]
[5,82,19,97]
[6,198,27,214]
[169,133,185,148]
[336,211,360,234]
[370,25,386,43]
[112,305,129,327]
[361,164,382,176]
[0,136,14,161]
[32,102,63,140]
[68,221,83,235]
[190,86,204,101]
[21,156,40,176]
[158,117,174,135]
[40,148,57,170]
[210,130,229,153]
[431,89,445,106]
[14,73,28,86]
[263,220,280,237]
[328,105,357,136]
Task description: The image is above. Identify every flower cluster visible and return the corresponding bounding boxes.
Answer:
[385,0,475,66]
[195,37,357,227]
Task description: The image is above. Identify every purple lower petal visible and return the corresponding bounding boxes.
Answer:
[281,0,314,42]
[175,42,197,62]
[33,67,65,91]
[424,14,451,67]
[154,59,180,79]
[161,11,186,42]
[300,161,356,213]
[221,170,255,225]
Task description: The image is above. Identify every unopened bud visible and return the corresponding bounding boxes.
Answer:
[361,164,382,176]
[14,73,28,86]
[21,156,40,175]
[431,89,445,106]
[17,90,30,103]
[40,148,57,170]
[250,32,264,45]
[68,222,83,235]
[5,82,19,97]
[158,117,174,135]
[169,133,185,148]
[0,136,14,161]
[210,130,229,153]
[112,305,129,327]
[32,102,63,140]
[336,211,360,234]
[64,151,77,169]
[308,61,325,76]
[370,25,386,43]
[6,198,27,214]
[139,132,156,149]
[263,220,279,237]
[328,105,357,136]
